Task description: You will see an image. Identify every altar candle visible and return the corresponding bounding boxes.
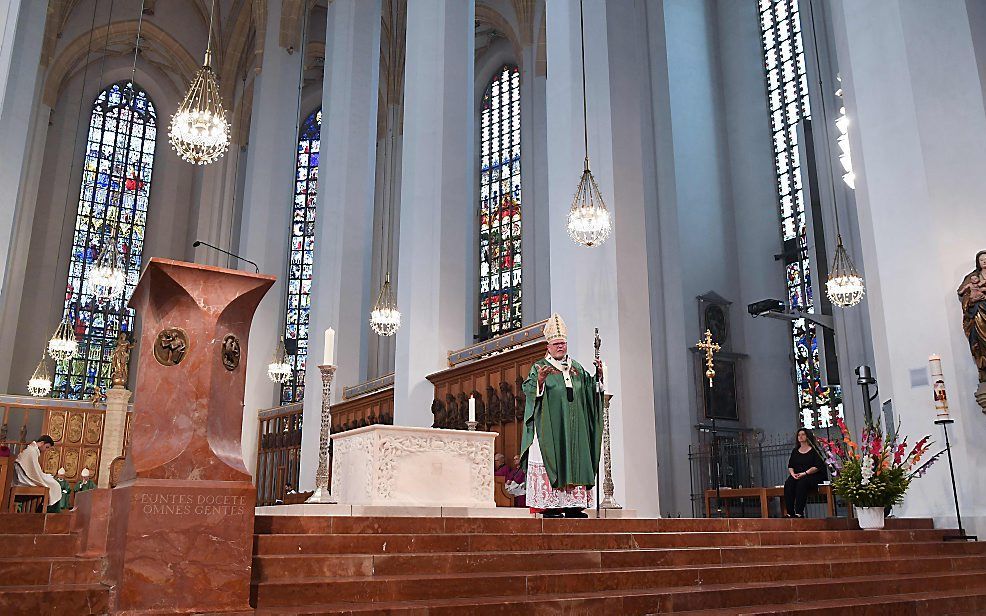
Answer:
[929,354,950,419]
[468,395,476,423]
[602,362,610,394]
[323,328,335,366]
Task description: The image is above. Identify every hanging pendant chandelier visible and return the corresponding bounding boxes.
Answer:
[826,235,865,308]
[28,354,52,397]
[267,336,292,383]
[567,161,611,247]
[47,319,78,362]
[169,0,228,165]
[89,231,127,300]
[566,0,611,248]
[370,273,401,336]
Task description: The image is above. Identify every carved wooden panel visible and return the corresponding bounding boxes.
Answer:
[42,407,105,482]
[256,404,304,506]
[427,342,542,463]
[330,388,394,434]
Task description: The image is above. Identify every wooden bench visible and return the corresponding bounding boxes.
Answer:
[8,485,47,513]
[0,457,10,512]
[704,484,839,518]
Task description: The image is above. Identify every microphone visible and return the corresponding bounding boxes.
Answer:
[192,240,260,273]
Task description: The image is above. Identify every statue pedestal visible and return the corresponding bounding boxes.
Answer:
[97,387,130,489]
[330,425,496,508]
[105,259,274,614]
[976,381,986,413]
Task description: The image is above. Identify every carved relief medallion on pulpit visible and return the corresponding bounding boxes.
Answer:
[222,334,241,371]
[154,328,188,366]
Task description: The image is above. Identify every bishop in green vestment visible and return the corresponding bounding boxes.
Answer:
[520,314,603,518]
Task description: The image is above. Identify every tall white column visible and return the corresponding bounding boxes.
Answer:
[0,0,46,393]
[393,0,474,427]
[299,0,382,490]
[238,0,304,474]
[831,0,986,533]
[544,0,660,515]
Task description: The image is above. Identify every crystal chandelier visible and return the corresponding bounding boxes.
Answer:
[169,0,228,165]
[267,336,292,384]
[89,232,127,300]
[370,273,401,336]
[568,164,611,247]
[47,319,78,362]
[567,0,611,248]
[28,354,52,397]
[369,4,403,337]
[826,235,865,308]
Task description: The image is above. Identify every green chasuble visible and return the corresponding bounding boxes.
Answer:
[520,358,603,489]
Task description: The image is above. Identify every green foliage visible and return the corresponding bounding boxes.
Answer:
[829,456,909,508]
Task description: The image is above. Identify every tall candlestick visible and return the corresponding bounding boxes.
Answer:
[323,328,335,366]
[929,354,950,419]
[468,395,476,423]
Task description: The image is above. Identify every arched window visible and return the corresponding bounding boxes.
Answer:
[479,65,522,341]
[757,0,842,428]
[280,108,321,405]
[53,81,157,399]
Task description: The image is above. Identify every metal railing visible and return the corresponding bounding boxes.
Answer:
[688,428,843,518]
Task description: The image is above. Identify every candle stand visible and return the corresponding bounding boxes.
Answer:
[306,364,337,504]
[935,417,976,541]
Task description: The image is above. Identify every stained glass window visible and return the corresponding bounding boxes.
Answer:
[758,0,842,429]
[479,65,522,340]
[53,81,156,399]
[280,108,321,405]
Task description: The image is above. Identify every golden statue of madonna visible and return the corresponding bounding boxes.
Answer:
[110,332,134,389]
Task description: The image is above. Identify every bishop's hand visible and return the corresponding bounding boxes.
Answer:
[537,364,554,386]
[593,358,603,379]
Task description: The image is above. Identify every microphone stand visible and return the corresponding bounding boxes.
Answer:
[192,240,260,273]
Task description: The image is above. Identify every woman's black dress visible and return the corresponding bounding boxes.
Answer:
[784,447,826,516]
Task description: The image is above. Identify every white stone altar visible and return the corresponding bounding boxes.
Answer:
[329,425,497,508]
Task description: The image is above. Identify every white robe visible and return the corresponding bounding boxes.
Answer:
[14,443,60,506]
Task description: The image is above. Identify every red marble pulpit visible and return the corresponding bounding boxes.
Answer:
[106,258,274,614]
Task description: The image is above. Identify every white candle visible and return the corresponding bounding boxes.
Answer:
[602,362,610,394]
[323,328,335,366]
[468,395,476,423]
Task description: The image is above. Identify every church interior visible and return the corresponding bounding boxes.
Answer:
[1,0,986,613]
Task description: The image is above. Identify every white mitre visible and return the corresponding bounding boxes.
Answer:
[544,313,568,342]
[81,467,91,478]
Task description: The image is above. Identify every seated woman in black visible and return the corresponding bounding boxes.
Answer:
[784,427,827,518]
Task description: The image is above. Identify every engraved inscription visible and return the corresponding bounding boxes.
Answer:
[137,493,248,516]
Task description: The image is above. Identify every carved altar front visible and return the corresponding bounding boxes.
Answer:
[330,425,496,508]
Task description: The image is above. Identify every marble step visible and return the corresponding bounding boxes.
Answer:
[253,528,954,556]
[0,513,74,535]
[0,556,102,586]
[254,514,935,535]
[252,565,986,607]
[254,587,986,615]
[253,546,986,581]
[0,533,80,557]
[0,584,110,615]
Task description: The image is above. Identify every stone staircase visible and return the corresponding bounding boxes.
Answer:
[0,513,108,615]
[250,516,986,615]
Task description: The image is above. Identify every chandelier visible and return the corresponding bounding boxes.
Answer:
[826,235,865,308]
[267,336,292,384]
[370,274,401,336]
[28,355,52,397]
[47,319,78,362]
[89,232,127,300]
[567,0,611,248]
[169,0,228,165]
[369,1,403,337]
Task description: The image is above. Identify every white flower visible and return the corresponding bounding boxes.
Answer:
[860,454,873,486]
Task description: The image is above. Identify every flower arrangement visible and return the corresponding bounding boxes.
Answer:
[816,418,944,508]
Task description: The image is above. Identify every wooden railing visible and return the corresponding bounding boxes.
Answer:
[255,402,304,506]
[330,373,394,434]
